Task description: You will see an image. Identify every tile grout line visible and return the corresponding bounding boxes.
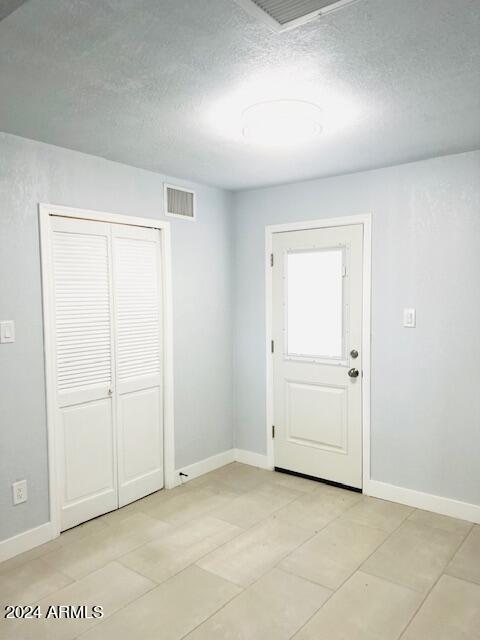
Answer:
[396,522,476,640]
[3,468,477,640]
[72,518,252,640]
[74,580,163,640]
[74,499,477,639]
[71,481,356,639]
[5,560,160,640]
[141,478,282,529]
[284,506,419,640]
[93,476,304,619]
[185,485,328,585]
[176,581,245,640]
[165,480,335,637]
[113,479,320,591]
[118,483,273,640]
[34,474,283,605]
[40,530,166,583]
[184,480,319,569]
[115,525,249,589]
[0,470,328,576]
[269,497,388,638]
[275,564,336,591]
[210,491,312,530]
[192,489,416,633]
[269,490,378,581]
[286,509,476,640]
[175,507,342,640]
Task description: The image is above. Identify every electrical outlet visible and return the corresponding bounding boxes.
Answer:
[12,479,27,505]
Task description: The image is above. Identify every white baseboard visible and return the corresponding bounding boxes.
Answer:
[234,448,272,470]
[0,522,55,563]
[232,452,480,525]
[174,449,236,486]
[4,463,479,566]
[366,480,480,525]
[174,448,273,487]
[1,448,267,563]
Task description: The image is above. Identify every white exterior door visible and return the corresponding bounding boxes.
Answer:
[272,224,364,489]
[50,216,164,531]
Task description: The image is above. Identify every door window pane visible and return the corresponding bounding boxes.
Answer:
[287,249,344,359]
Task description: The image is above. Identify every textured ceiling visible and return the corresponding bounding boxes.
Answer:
[0,0,27,22]
[0,0,479,190]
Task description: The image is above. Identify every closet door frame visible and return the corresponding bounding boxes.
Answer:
[39,203,175,539]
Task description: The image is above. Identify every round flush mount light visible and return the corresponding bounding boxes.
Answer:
[242,99,323,146]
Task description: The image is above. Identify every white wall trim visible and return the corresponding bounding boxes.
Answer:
[366,480,480,525]
[3,453,479,563]
[265,214,372,487]
[39,203,169,229]
[0,522,55,563]
[174,448,272,487]
[174,449,236,486]
[234,448,271,469]
[38,203,175,539]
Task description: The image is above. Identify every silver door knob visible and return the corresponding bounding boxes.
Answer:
[348,368,359,378]
[350,349,359,358]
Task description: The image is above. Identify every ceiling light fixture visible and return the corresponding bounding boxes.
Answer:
[242,100,323,146]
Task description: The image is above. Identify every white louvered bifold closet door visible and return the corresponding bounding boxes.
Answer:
[50,216,164,530]
[52,217,118,530]
[112,223,164,507]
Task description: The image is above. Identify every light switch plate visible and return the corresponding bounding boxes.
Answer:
[12,479,27,505]
[0,320,15,343]
[403,308,416,328]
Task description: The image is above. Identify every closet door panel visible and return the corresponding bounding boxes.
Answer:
[118,387,163,504]
[112,224,164,507]
[61,399,115,524]
[51,216,118,530]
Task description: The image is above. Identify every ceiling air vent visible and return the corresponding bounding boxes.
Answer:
[235,0,360,32]
[164,184,196,221]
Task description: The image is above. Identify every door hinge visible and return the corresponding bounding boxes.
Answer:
[271,340,274,353]
[270,253,274,267]
[272,425,275,439]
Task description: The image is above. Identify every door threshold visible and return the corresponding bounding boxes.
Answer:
[274,467,362,494]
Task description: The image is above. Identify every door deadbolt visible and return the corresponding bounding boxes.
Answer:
[350,349,359,358]
[348,368,360,378]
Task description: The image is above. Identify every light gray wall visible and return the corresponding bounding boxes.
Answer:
[233,150,480,506]
[2,134,479,543]
[0,132,234,541]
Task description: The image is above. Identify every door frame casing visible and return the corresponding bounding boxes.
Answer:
[265,214,372,490]
[39,203,175,538]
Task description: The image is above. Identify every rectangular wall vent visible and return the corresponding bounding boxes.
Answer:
[235,0,360,32]
[164,184,196,221]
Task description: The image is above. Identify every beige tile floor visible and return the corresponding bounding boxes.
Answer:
[0,463,479,640]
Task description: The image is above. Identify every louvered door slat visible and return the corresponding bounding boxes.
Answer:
[114,236,161,382]
[53,230,112,392]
